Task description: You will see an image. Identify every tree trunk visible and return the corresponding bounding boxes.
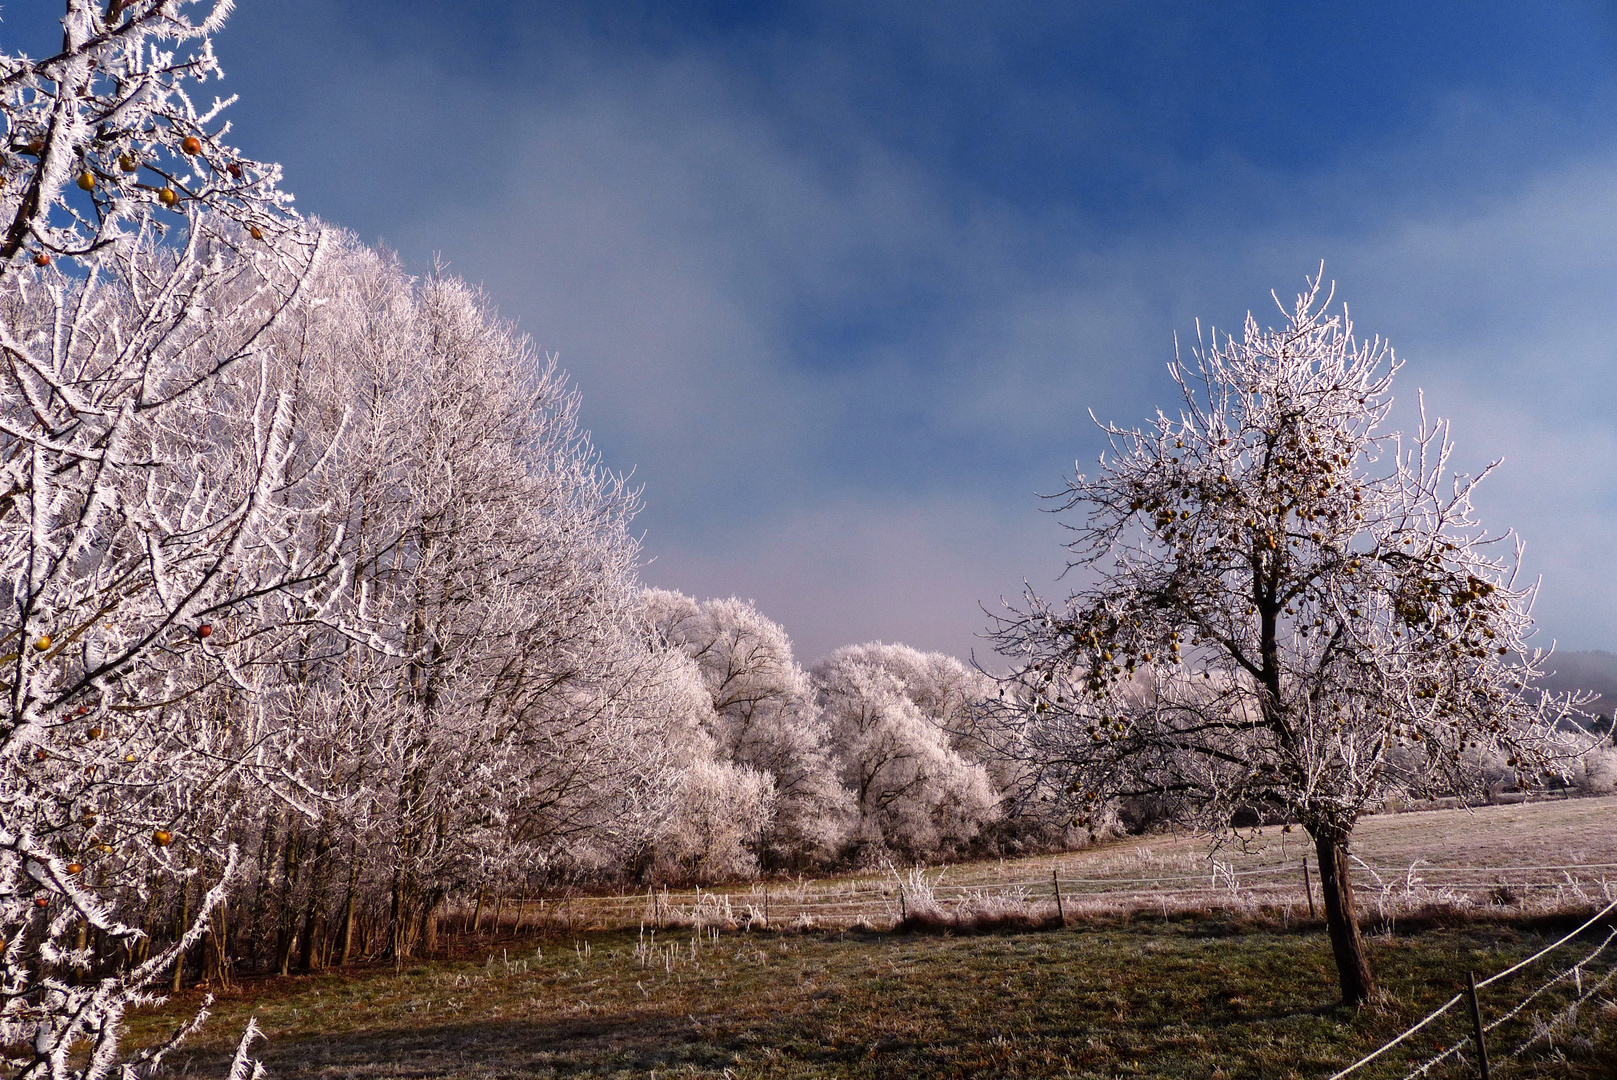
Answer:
[171,876,190,993]
[1313,830,1377,1005]
[298,829,334,972]
[385,774,420,961]
[204,893,233,990]
[275,816,304,977]
[336,845,362,966]
[386,860,412,961]
[418,892,444,957]
[71,918,88,985]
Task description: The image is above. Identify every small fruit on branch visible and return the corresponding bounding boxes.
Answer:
[181,136,202,156]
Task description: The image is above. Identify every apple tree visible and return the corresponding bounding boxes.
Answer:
[0,0,294,272]
[988,274,1590,1005]
[0,2,329,1074]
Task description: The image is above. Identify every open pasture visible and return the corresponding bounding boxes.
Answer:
[132,798,1617,1079]
[483,796,1617,934]
[139,913,1617,1079]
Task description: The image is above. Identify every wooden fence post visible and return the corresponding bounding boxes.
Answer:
[1302,858,1316,919]
[764,887,770,929]
[1466,970,1491,1080]
[1052,868,1065,925]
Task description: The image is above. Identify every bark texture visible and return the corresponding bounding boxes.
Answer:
[1314,830,1377,1005]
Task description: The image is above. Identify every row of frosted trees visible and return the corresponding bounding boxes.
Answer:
[0,6,1056,1074]
[0,184,1038,1080]
[177,233,1046,969]
[2,224,1042,996]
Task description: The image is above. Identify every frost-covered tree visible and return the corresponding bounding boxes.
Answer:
[0,2,330,1071]
[837,645,990,735]
[239,240,710,953]
[640,591,852,866]
[813,644,999,862]
[988,274,1590,1004]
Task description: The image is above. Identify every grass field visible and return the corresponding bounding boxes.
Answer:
[507,796,1617,934]
[131,798,1617,1079]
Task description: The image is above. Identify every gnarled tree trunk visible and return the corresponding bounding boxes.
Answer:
[1313,829,1377,1005]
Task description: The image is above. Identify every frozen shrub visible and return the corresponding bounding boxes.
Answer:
[640,590,853,865]
[815,645,1000,861]
[657,757,778,882]
[1569,745,1617,795]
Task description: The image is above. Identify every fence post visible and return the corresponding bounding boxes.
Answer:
[1052,868,1065,925]
[899,885,907,923]
[764,887,770,929]
[1466,970,1491,1080]
[1302,858,1316,919]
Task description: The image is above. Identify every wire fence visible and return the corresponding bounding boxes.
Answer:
[474,858,1617,936]
[1326,897,1617,1080]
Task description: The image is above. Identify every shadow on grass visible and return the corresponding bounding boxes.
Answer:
[888,910,1065,935]
[174,1013,755,1078]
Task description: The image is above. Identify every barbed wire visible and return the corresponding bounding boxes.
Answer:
[1325,897,1617,1080]
[1507,960,1617,1061]
[1393,926,1617,1078]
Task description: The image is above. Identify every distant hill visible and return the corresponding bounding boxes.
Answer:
[1534,650,1617,719]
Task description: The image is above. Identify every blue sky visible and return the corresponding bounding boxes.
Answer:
[10,2,1617,662]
